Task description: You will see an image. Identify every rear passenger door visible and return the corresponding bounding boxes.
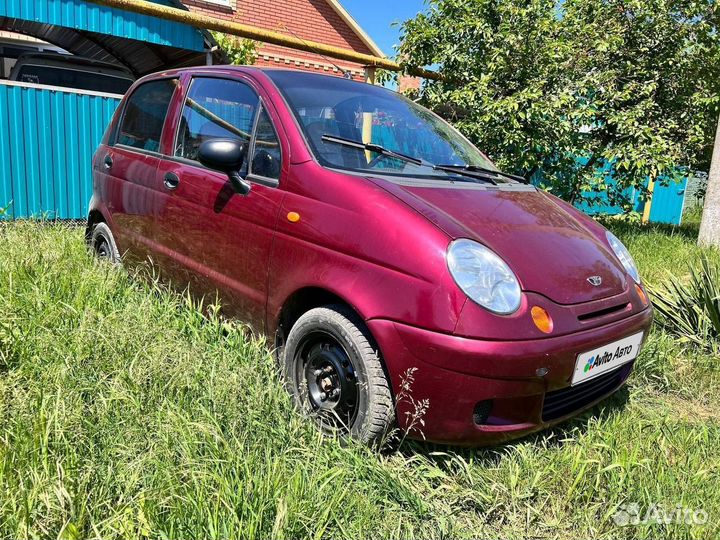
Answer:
[102,78,178,260]
[154,75,286,331]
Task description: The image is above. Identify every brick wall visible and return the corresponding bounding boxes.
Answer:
[181,0,376,79]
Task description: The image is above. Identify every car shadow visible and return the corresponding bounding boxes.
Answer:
[394,385,631,467]
[213,182,236,214]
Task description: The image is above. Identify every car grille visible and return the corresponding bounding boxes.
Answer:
[542,365,630,421]
[577,302,629,322]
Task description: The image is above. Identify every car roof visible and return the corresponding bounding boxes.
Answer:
[13,52,134,77]
[137,65,365,84]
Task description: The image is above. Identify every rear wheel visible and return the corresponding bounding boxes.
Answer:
[90,222,120,264]
[283,305,395,445]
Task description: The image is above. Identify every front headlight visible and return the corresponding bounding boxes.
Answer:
[606,231,640,283]
[447,239,522,315]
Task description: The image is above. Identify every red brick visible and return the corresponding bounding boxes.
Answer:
[182,0,377,78]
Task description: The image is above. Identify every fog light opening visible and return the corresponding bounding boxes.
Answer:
[473,400,493,425]
[531,306,554,334]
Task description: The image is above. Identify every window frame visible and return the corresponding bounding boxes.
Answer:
[172,75,282,188]
[199,0,232,7]
[246,103,283,184]
[111,76,180,156]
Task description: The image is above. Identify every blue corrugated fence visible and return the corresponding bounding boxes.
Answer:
[533,161,688,226]
[0,81,688,224]
[0,81,121,219]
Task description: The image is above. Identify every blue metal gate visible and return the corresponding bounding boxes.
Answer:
[648,178,688,225]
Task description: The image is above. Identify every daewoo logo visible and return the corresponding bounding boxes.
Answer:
[584,344,635,373]
[587,275,603,286]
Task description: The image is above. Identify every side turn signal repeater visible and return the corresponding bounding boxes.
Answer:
[635,283,649,307]
[287,212,301,223]
[531,306,554,334]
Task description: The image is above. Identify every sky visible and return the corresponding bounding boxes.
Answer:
[340,0,427,58]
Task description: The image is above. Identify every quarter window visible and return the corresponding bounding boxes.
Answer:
[175,77,259,170]
[117,79,177,152]
[250,107,281,180]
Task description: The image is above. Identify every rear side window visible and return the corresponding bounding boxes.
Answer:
[175,77,259,166]
[117,79,177,153]
[16,65,133,94]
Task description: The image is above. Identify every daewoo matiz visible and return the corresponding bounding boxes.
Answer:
[87,67,653,446]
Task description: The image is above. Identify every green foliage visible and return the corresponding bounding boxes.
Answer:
[399,0,720,209]
[211,31,257,65]
[374,68,397,87]
[649,255,720,350]
[0,222,719,538]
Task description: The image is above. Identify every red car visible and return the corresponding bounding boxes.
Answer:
[87,67,653,446]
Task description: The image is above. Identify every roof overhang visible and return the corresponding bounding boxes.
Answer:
[324,0,385,58]
[0,0,217,76]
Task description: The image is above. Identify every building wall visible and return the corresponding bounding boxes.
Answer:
[182,0,377,79]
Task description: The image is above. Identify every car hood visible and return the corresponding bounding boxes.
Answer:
[368,178,628,305]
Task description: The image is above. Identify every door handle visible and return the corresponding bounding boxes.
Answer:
[103,154,113,169]
[163,172,180,190]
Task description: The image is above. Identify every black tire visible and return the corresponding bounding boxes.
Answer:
[90,222,120,264]
[283,305,395,445]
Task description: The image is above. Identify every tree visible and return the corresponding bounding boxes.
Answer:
[211,32,257,65]
[699,115,720,246]
[398,0,720,210]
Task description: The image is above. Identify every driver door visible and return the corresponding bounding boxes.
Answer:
[153,75,286,331]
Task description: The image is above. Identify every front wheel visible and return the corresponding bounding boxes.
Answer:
[283,305,395,445]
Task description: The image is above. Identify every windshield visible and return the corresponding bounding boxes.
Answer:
[266,70,499,180]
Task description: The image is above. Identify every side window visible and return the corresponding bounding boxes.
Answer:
[250,107,282,180]
[175,77,259,170]
[117,79,177,152]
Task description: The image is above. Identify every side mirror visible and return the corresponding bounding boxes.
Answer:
[198,139,251,195]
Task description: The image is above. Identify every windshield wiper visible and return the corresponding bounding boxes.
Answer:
[434,164,528,184]
[321,135,422,166]
[431,164,500,185]
[320,134,512,186]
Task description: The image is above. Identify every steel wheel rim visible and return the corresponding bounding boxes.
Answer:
[94,235,110,259]
[294,330,359,431]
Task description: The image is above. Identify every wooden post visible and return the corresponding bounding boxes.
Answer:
[362,112,374,163]
[641,179,655,224]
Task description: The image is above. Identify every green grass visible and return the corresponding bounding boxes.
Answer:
[0,220,719,539]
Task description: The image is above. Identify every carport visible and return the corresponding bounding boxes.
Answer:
[0,0,217,219]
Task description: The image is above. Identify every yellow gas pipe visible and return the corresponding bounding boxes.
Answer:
[85,0,442,81]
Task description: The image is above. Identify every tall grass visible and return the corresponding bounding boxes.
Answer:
[0,221,719,539]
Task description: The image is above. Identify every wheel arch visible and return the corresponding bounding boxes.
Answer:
[85,209,106,244]
[273,286,361,349]
[272,285,398,398]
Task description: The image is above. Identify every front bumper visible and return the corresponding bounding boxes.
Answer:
[367,306,653,445]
